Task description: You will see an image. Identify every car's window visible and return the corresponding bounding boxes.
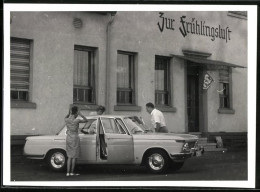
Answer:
[115,118,127,134]
[124,116,146,134]
[56,124,66,135]
[58,125,67,135]
[80,119,97,134]
[101,118,120,134]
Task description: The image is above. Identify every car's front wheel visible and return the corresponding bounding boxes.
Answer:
[145,149,169,174]
[47,149,67,171]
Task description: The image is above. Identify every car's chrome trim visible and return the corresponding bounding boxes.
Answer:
[170,146,204,160]
[25,154,45,159]
[170,153,192,160]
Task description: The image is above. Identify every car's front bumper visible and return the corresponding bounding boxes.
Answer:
[170,146,204,161]
[170,153,192,160]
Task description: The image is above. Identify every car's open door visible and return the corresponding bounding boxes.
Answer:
[78,119,97,162]
[99,117,134,163]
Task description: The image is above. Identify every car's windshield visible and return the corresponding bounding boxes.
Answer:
[56,123,65,135]
[124,116,152,134]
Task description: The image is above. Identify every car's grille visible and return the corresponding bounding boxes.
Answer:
[182,141,198,153]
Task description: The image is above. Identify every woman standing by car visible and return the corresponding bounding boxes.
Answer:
[65,106,88,176]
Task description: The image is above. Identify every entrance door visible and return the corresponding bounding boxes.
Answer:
[187,65,200,132]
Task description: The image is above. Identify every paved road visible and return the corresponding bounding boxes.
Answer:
[11,147,247,182]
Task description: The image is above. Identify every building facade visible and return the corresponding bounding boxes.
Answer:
[10,11,247,146]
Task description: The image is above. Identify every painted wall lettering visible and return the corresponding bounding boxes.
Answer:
[179,16,232,43]
[157,12,175,32]
[157,12,232,43]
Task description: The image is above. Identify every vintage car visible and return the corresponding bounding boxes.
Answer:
[23,115,204,174]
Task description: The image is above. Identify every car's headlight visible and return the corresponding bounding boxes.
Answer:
[182,142,190,153]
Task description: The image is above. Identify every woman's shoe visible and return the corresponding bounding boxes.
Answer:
[70,173,80,176]
[66,173,70,176]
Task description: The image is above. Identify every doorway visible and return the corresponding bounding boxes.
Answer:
[187,65,200,132]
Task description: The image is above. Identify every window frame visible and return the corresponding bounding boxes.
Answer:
[10,37,36,109]
[116,51,136,106]
[218,66,235,114]
[154,55,171,107]
[100,117,128,135]
[73,45,96,105]
[115,118,130,135]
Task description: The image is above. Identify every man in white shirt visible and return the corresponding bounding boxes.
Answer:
[146,102,168,133]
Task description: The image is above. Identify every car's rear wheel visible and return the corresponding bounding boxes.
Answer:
[170,161,184,171]
[145,149,169,174]
[47,149,67,171]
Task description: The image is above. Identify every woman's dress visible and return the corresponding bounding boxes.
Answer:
[65,116,81,158]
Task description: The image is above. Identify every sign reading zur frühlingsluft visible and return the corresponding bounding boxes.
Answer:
[157,12,232,43]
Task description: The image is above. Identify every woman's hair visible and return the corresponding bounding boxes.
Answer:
[97,105,105,112]
[146,102,155,108]
[71,106,78,115]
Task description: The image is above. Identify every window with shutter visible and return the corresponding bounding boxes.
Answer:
[10,37,31,101]
[73,45,96,104]
[155,56,171,106]
[219,66,231,109]
[117,51,135,105]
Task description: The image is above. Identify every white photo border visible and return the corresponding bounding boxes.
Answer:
[3,3,257,188]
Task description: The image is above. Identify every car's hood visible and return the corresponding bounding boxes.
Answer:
[132,132,198,141]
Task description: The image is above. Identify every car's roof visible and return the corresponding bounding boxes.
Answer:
[83,115,135,119]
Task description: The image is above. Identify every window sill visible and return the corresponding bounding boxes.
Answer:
[155,106,177,112]
[71,104,98,111]
[11,101,37,109]
[114,105,141,111]
[218,108,235,114]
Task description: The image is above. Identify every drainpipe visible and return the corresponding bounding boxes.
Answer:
[105,12,116,114]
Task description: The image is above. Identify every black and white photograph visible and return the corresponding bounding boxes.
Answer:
[3,3,257,189]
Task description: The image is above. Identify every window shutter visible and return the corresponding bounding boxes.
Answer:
[219,67,229,83]
[11,38,30,91]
